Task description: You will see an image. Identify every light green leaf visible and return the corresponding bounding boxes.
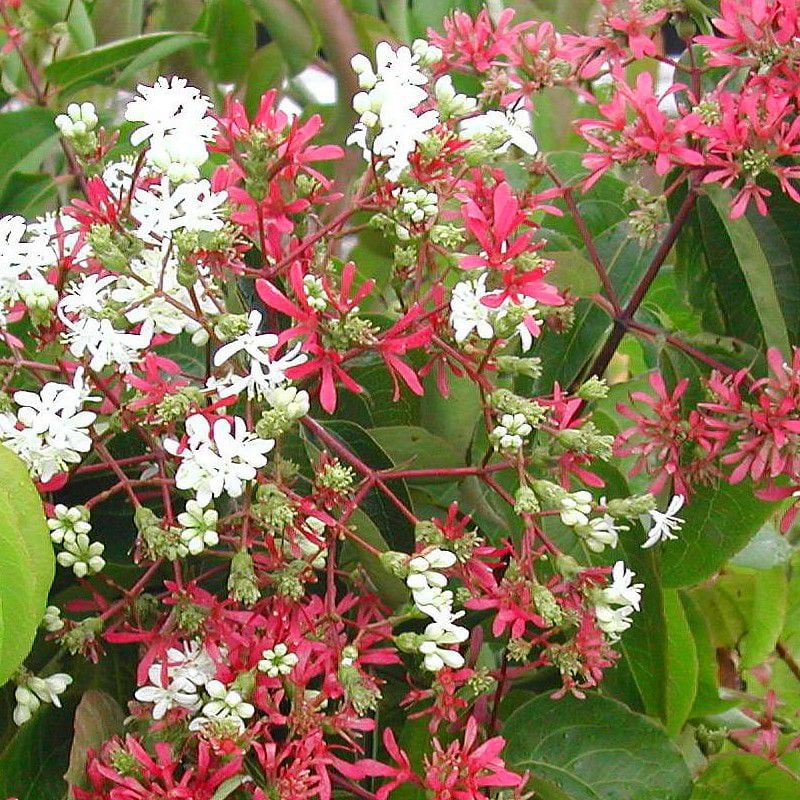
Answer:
[0,445,54,686]
[661,480,781,588]
[45,32,205,92]
[203,0,256,83]
[26,0,95,51]
[250,0,319,74]
[244,43,287,117]
[663,589,699,735]
[367,426,463,480]
[692,753,800,799]
[740,565,788,668]
[0,109,60,199]
[503,693,693,800]
[706,185,791,355]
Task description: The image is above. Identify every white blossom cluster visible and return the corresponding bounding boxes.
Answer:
[13,670,73,726]
[405,547,469,671]
[593,560,644,640]
[0,370,97,483]
[134,641,216,720]
[449,272,540,351]
[164,413,274,507]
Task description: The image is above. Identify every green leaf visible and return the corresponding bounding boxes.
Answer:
[26,0,95,51]
[0,699,75,799]
[680,592,736,718]
[0,109,60,200]
[0,172,57,217]
[546,250,602,297]
[0,445,54,686]
[64,690,124,790]
[503,693,693,800]
[663,589,699,735]
[420,373,481,462]
[660,480,781,588]
[45,32,206,93]
[692,753,800,798]
[740,565,788,668]
[203,0,256,83]
[367,426,463,480]
[705,185,791,355]
[114,33,209,88]
[250,0,319,74]
[244,43,287,117]
[345,509,407,607]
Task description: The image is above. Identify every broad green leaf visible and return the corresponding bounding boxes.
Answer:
[64,690,124,790]
[367,426,463,480]
[0,172,57,217]
[380,0,410,39]
[503,693,693,800]
[420,373,481,462]
[546,249,601,297]
[692,753,800,799]
[0,698,75,799]
[114,34,209,88]
[345,509,407,607]
[661,480,781,588]
[203,0,256,83]
[244,43,286,117]
[45,32,205,93]
[250,0,319,74]
[706,185,791,355]
[740,565,788,668]
[0,445,54,686]
[0,109,60,199]
[680,592,736,718]
[663,589,699,735]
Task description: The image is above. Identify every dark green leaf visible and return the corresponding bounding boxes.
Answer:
[367,426,463,481]
[503,693,693,800]
[0,172,57,217]
[663,589,699,735]
[244,43,286,117]
[740,565,788,668]
[660,480,781,588]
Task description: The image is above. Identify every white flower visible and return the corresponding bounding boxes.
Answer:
[135,662,202,720]
[42,605,64,632]
[147,135,209,183]
[131,177,227,243]
[258,643,299,677]
[55,102,98,138]
[13,672,72,725]
[58,272,116,317]
[460,108,538,155]
[212,310,307,400]
[0,373,98,481]
[47,504,91,545]
[434,75,477,117]
[642,495,685,549]
[177,500,219,555]
[267,385,310,420]
[164,414,274,507]
[559,490,593,527]
[62,316,155,373]
[579,513,627,553]
[199,679,255,726]
[165,641,216,687]
[125,76,216,151]
[450,273,496,342]
[112,246,217,337]
[594,604,635,640]
[601,561,644,611]
[418,620,469,671]
[490,413,532,452]
[56,533,105,578]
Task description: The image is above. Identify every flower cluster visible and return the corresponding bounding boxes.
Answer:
[3,1,797,797]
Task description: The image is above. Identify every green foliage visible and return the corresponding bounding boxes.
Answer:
[503,693,693,800]
[0,446,54,687]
